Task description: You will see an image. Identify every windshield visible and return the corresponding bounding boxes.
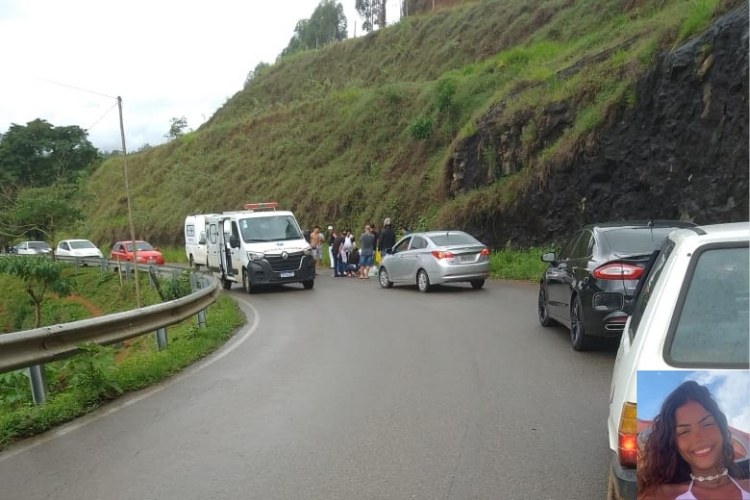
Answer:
[239,215,303,242]
[70,240,96,249]
[600,227,679,255]
[125,242,155,251]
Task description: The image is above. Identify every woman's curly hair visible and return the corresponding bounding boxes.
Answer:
[637,380,738,496]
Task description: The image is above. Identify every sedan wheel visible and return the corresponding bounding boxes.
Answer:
[538,286,554,327]
[417,269,431,293]
[570,295,591,351]
[470,279,485,290]
[378,267,393,288]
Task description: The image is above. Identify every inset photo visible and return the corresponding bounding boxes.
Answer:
[636,370,750,499]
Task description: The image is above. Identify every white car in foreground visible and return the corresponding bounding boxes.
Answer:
[56,239,104,259]
[606,222,749,499]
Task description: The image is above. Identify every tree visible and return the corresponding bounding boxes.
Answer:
[356,0,386,32]
[0,256,75,328]
[0,119,99,187]
[166,116,189,140]
[245,62,271,88]
[0,183,84,247]
[281,0,348,57]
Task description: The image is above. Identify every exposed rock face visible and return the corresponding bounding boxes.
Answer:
[449,6,748,247]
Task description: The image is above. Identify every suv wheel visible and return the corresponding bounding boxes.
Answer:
[570,295,591,351]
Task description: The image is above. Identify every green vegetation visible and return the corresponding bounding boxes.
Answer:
[71,0,739,249]
[489,247,549,281]
[0,266,245,451]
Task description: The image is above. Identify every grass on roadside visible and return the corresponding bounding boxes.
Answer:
[489,247,549,281]
[0,281,245,452]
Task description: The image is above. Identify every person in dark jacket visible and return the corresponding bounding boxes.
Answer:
[378,218,396,253]
[331,231,345,277]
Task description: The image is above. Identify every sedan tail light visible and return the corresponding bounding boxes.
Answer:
[618,402,638,468]
[593,262,644,280]
[431,250,455,260]
[480,248,490,256]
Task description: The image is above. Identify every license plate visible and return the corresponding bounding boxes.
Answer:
[280,272,295,278]
[459,255,474,263]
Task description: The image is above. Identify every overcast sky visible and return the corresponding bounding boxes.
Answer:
[0,0,401,152]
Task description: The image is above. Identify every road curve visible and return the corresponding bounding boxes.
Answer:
[0,276,616,500]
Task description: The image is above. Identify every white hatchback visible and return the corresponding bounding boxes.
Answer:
[56,239,104,259]
[606,222,749,499]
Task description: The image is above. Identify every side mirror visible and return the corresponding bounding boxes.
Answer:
[541,252,556,263]
[198,233,206,245]
[386,247,393,255]
[229,235,240,248]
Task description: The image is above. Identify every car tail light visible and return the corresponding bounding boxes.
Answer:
[593,262,644,280]
[480,248,490,257]
[431,250,455,260]
[618,402,638,468]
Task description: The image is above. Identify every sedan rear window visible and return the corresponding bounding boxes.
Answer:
[667,246,749,366]
[600,227,680,255]
[429,233,478,246]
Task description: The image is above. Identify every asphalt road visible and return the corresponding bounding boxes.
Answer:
[0,274,617,500]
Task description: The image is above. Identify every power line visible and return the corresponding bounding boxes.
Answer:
[35,77,116,100]
[86,102,118,132]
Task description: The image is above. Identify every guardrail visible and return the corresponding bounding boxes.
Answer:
[0,258,220,403]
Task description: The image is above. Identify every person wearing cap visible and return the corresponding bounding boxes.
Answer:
[378,218,396,254]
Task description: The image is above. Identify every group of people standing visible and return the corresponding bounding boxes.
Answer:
[306,218,397,279]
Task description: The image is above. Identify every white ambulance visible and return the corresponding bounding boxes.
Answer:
[184,213,217,269]
[205,202,315,292]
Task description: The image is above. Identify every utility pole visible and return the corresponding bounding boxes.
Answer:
[117,96,141,308]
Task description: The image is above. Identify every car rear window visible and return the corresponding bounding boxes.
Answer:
[600,227,679,255]
[429,233,478,246]
[667,246,749,366]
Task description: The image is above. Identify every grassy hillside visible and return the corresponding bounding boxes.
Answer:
[79,0,741,245]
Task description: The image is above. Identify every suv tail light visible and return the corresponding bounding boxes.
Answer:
[618,402,638,468]
[431,250,455,260]
[594,262,644,280]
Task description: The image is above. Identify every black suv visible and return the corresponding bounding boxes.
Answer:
[537,220,696,351]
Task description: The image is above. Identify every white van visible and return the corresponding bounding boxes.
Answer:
[205,203,315,292]
[184,214,217,269]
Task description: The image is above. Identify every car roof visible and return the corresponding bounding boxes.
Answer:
[584,220,696,232]
[667,221,749,245]
[408,230,472,237]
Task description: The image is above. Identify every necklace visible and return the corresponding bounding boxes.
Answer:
[690,468,728,482]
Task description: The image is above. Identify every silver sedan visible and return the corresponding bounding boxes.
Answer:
[378,230,490,292]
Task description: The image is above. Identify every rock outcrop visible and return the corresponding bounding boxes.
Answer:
[449,5,748,247]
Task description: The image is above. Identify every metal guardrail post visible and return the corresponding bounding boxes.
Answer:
[148,265,158,288]
[191,272,208,328]
[28,364,48,405]
[155,327,168,351]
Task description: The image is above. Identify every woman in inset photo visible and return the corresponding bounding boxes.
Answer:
[637,379,750,499]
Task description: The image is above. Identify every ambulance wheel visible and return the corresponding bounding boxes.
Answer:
[243,269,253,294]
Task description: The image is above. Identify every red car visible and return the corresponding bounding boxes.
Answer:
[110,240,165,265]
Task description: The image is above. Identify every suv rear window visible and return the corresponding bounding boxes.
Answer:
[667,246,749,366]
